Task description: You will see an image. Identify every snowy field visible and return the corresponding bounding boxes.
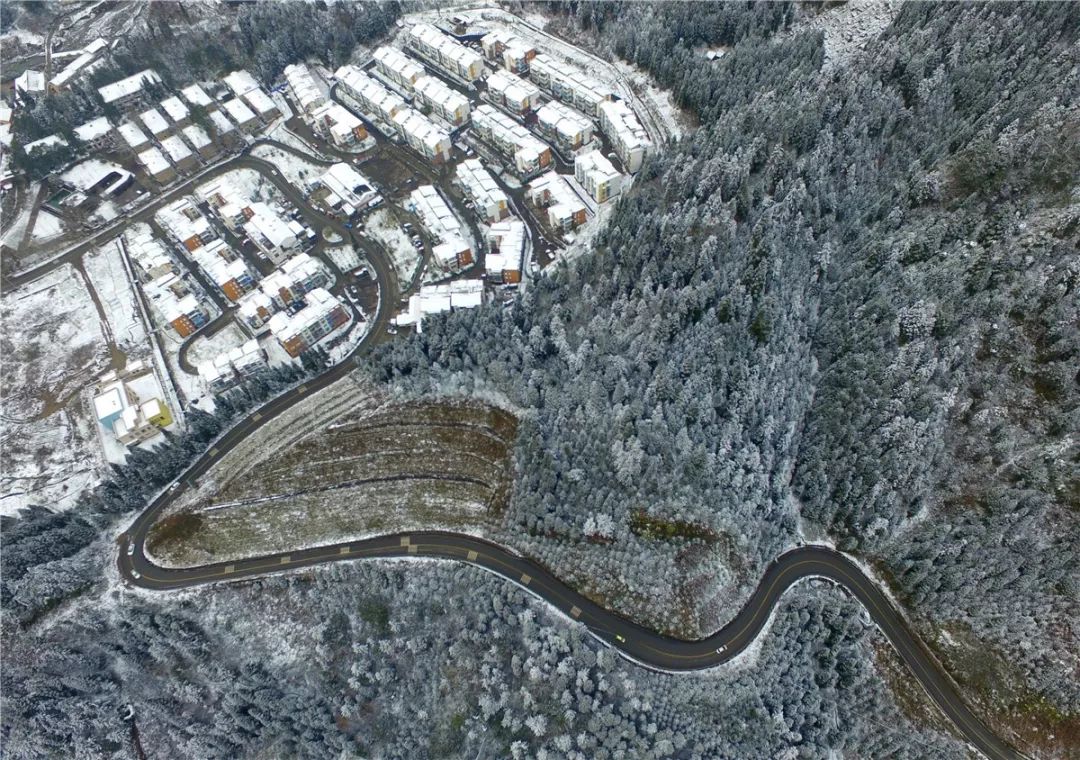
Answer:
[84,241,149,355]
[30,210,64,243]
[0,265,111,516]
[198,168,278,204]
[325,244,362,272]
[249,144,328,192]
[365,208,423,288]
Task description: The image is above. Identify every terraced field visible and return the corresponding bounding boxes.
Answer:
[147,400,518,567]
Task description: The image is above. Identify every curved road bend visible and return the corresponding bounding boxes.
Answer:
[120,524,1025,759]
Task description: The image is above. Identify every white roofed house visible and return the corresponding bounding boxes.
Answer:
[598,99,652,173]
[408,184,473,270]
[208,109,237,140]
[137,147,175,184]
[406,23,484,83]
[527,171,587,232]
[73,117,115,151]
[159,134,197,173]
[575,149,623,203]
[179,84,214,109]
[309,162,377,217]
[117,121,150,152]
[333,66,406,130]
[157,197,218,252]
[528,54,613,118]
[181,124,217,159]
[160,96,191,127]
[243,202,300,264]
[283,64,326,115]
[480,30,537,74]
[412,75,471,127]
[99,69,162,108]
[14,70,46,101]
[485,70,541,116]
[395,280,484,334]
[536,100,594,153]
[222,98,259,132]
[237,289,277,331]
[486,219,525,284]
[190,238,256,302]
[373,46,425,92]
[49,38,109,93]
[199,339,266,393]
[455,158,509,223]
[242,87,280,121]
[256,252,332,311]
[308,102,367,148]
[392,109,453,165]
[139,108,171,139]
[472,104,552,177]
[223,70,261,98]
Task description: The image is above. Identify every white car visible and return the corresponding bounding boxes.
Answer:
[127,542,136,556]
[130,570,141,580]
[715,645,727,655]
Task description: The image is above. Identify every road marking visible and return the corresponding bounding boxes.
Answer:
[467,550,478,561]
[400,536,410,547]
[208,447,219,457]
[408,544,418,554]
[280,556,291,564]
[298,385,308,394]
[224,565,235,573]
[570,605,581,618]
[339,547,350,555]
[252,412,262,421]
[520,574,531,585]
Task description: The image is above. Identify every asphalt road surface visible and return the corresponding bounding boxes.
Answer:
[120,507,1027,760]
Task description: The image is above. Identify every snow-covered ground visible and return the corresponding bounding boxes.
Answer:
[84,241,148,355]
[30,210,64,243]
[366,208,423,287]
[325,244,362,272]
[785,0,901,71]
[185,322,248,369]
[198,167,277,204]
[249,144,327,192]
[0,265,111,516]
[263,124,333,161]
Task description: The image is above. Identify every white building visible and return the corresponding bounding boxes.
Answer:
[472,104,552,176]
[222,98,259,131]
[223,70,261,97]
[160,96,190,125]
[574,149,623,203]
[60,159,133,196]
[480,30,537,74]
[208,110,237,137]
[406,23,484,83]
[485,69,541,115]
[139,108,171,138]
[199,339,266,393]
[49,38,108,92]
[486,219,525,284]
[242,87,279,121]
[334,66,406,127]
[160,134,196,172]
[99,69,161,107]
[137,147,175,183]
[308,102,367,148]
[126,227,174,279]
[117,121,150,152]
[392,108,453,165]
[408,184,473,269]
[283,63,326,113]
[190,238,256,301]
[527,171,588,231]
[413,75,471,126]
[529,54,613,117]
[266,287,350,357]
[598,99,652,173]
[182,124,217,158]
[312,162,377,216]
[257,252,332,311]
[243,201,300,263]
[455,158,509,223]
[373,46,425,91]
[14,70,46,100]
[396,280,484,333]
[536,100,594,152]
[73,117,114,150]
[180,83,214,109]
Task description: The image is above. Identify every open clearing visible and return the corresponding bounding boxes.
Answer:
[147,399,518,567]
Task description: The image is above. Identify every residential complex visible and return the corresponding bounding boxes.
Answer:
[395,280,484,333]
[472,104,552,176]
[238,252,332,330]
[528,54,613,118]
[160,96,190,126]
[137,147,174,183]
[139,108,171,139]
[48,38,108,92]
[117,121,150,151]
[309,162,378,217]
[180,83,214,109]
[98,69,161,108]
[413,75,471,127]
[92,365,173,447]
[598,99,652,173]
[485,70,541,116]
[575,150,623,202]
[309,102,368,148]
[73,117,114,151]
[536,100,594,152]
[408,185,474,269]
[199,340,267,393]
[392,109,453,164]
[222,98,259,132]
[266,287,350,357]
[373,46,425,91]
[528,171,588,231]
[486,219,525,284]
[405,23,484,83]
[455,158,509,223]
[480,30,537,74]
[284,63,327,113]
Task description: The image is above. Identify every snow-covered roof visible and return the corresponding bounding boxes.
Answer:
[222,98,257,125]
[472,104,550,168]
[137,147,171,175]
[160,96,190,123]
[242,87,277,117]
[99,69,161,104]
[180,83,214,108]
[159,135,192,163]
[244,202,297,249]
[25,134,69,153]
[140,108,171,136]
[223,69,260,97]
[598,99,651,153]
[209,110,235,134]
[487,219,525,269]
[373,46,425,88]
[15,70,46,94]
[73,116,113,143]
[397,280,484,328]
[93,382,128,421]
[575,149,620,184]
[456,158,507,214]
[283,63,325,113]
[537,100,593,142]
[413,75,470,118]
[117,121,150,149]
[408,184,466,245]
[267,288,345,342]
[60,159,132,193]
[392,109,451,156]
[407,23,483,80]
[181,124,212,151]
[486,69,541,109]
[334,65,406,123]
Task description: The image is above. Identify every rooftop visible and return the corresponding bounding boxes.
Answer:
[99,69,161,104]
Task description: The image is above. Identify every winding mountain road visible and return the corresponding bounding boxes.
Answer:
[119,482,1027,760]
